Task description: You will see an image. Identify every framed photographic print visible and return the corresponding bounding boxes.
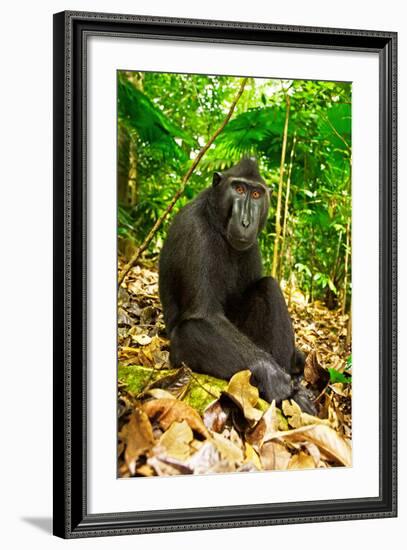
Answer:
[53,11,397,538]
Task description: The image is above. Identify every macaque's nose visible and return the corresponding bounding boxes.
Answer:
[242,217,250,228]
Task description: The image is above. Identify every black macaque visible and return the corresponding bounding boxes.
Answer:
[159,158,316,414]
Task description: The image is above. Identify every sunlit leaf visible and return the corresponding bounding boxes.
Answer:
[143,398,210,439]
[153,420,194,461]
[122,406,155,475]
[260,441,291,470]
[269,424,352,467]
[288,451,316,470]
[212,432,244,464]
[143,366,192,399]
[222,370,263,422]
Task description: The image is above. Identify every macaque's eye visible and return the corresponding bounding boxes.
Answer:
[235,185,246,195]
[251,190,261,199]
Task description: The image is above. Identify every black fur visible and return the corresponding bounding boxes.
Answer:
[159,158,315,414]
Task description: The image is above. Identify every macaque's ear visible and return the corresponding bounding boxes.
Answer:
[212,172,223,187]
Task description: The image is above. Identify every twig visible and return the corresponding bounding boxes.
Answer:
[118,78,248,287]
[314,385,328,404]
[341,217,351,315]
[136,367,158,399]
[188,369,221,400]
[321,113,351,154]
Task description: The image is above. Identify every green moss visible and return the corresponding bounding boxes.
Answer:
[118,364,226,413]
[183,373,226,414]
[118,364,176,394]
[118,364,275,417]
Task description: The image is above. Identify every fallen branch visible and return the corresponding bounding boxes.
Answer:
[118,77,248,287]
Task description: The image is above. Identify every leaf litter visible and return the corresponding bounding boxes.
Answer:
[118,261,352,477]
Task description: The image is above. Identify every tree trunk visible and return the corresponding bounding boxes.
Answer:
[117,123,130,204]
[127,137,138,206]
[117,72,144,206]
[342,217,351,315]
[272,94,290,279]
[279,131,297,281]
[310,225,315,304]
[286,234,294,309]
[346,308,352,347]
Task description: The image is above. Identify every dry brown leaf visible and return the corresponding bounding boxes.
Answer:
[188,441,221,474]
[118,263,352,478]
[154,420,194,461]
[212,432,244,463]
[136,464,155,477]
[132,333,152,346]
[269,424,352,467]
[122,407,155,475]
[190,439,203,453]
[140,305,156,325]
[207,461,236,473]
[144,388,176,400]
[151,350,170,369]
[304,350,330,388]
[302,441,321,466]
[238,463,259,472]
[119,463,131,478]
[203,398,231,433]
[304,350,320,384]
[143,366,191,399]
[127,280,143,295]
[118,307,134,326]
[245,400,279,446]
[260,441,291,470]
[282,399,303,428]
[223,370,262,422]
[229,427,244,450]
[143,398,210,439]
[282,399,332,429]
[288,451,316,470]
[330,383,347,396]
[148,455,193,476]
[120,335,169,368]
[244,442,262,470]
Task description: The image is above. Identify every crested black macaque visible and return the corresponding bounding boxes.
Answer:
[159,158,316,414]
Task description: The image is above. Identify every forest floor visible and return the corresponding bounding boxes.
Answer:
[117,259,352,478]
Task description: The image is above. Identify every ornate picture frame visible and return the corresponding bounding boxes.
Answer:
[53,11,397,538]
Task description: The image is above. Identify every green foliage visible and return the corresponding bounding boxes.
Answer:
[118,205,137,244]
[328,368,352,385]
[118,73,193,163]
[117,72,352,308]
